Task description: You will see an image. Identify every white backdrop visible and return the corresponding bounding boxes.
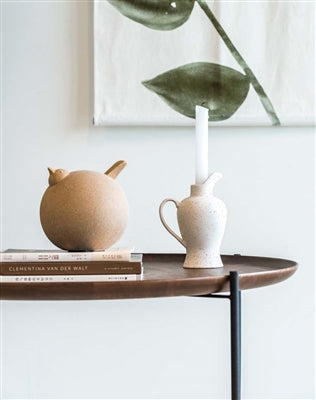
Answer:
[1,2,315,399]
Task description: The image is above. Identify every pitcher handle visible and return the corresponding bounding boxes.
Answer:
[159,198,186,248]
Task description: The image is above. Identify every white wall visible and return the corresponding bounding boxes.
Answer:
[1,2,315,399]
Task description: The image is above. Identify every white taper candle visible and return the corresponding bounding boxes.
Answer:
[195,105,209,184]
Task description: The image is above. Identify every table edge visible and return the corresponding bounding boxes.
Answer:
[0,254,298,300]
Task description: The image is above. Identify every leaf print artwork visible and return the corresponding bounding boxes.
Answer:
[142,63,250,121]
[105,0,282,126]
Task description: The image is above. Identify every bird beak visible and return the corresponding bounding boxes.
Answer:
[48,167,55,175]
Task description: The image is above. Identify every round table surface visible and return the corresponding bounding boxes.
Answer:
[0,254,297,300]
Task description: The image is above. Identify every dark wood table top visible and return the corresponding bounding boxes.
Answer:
[0,254,297,301]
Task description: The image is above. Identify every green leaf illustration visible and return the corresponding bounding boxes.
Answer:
[142,62,250,121]
[108,0,195,30]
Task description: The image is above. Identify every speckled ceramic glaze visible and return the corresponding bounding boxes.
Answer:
[159,173,227,268]
[40,161,128,251]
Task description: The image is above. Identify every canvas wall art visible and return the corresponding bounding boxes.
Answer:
[93,0,315,126]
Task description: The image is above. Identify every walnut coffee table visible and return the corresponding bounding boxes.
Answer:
[0,253,297,400]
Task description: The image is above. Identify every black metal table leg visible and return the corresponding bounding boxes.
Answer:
[191,270,242,400]
[230,271,241,400]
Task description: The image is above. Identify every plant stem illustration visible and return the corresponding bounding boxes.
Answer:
[196,0,280,126]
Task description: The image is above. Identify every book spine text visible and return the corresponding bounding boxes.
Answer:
[1,274,141,283]
[1,247,134,262]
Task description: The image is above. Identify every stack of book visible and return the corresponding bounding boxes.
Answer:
[0,247,143,282]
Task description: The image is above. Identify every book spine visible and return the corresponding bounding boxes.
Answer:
[0,274,141,283]
[0,247,134,263]
[0,261,143,275]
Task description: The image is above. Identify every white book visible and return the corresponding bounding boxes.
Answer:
[0,274,143,283]
[0,247,134,263]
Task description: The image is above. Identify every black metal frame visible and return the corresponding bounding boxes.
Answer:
[194,271,241,400]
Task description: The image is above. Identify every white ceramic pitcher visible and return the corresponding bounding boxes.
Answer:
[159,172,227,268]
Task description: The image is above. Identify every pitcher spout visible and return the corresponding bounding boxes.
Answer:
[191,172,223,196]
[203,172,223,193]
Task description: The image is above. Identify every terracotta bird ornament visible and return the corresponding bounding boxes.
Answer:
[40,161,128,251]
